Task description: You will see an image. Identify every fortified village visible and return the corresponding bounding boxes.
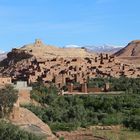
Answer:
[0,39,140,94]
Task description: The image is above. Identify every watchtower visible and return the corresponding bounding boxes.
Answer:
[34,39,43,47]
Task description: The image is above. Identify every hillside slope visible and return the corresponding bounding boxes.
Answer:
[114,40,140,57]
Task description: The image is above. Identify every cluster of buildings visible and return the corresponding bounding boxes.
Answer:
[4,53,139,85]
[0,40,140,95]
[1,53,113,87]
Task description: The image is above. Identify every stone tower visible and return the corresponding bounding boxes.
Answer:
[34,39,43,47]
[81,83,88,93]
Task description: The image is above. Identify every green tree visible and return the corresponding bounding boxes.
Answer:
[0,120,42,140]
[0,85,18,118]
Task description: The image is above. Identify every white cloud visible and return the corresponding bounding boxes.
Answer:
[64,45,81,48]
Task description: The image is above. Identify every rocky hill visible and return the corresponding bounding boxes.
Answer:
[114,40,140,57]
[0,39,95,68]
[20,39,95,59]
[10,106,57,140]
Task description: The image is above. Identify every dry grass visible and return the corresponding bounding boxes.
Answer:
[93,129,140,140]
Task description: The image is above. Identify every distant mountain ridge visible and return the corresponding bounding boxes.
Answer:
[64,44,123,53]
[0,50,7,61]
[0,50,5,54]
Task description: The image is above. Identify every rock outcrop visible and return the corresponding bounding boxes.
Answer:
[10,107,58,140]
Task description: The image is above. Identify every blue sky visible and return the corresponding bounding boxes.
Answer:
[0,0,140,51]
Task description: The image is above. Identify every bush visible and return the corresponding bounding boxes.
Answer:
[123,109,140,130]
[0,120,42,140]
[123,115,140,130]
[0,85,18,118]
[50,122,78,131]
[101,113,123,125]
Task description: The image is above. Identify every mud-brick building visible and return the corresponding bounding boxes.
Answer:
[0,76,12,86]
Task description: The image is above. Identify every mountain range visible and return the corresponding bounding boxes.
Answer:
[64,44,123,53]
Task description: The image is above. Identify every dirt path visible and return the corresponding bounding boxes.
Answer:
[55,125,122,140]
[56,129,106,140]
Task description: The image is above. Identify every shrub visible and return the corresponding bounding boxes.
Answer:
[0,120,42,140]
[0,85,18,118]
